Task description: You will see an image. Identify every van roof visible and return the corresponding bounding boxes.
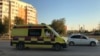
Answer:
[14,24,46,26]
[13,24,48,28]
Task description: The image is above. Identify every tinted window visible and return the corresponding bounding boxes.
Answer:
[28,29,41,36]
[81,36,87,39]
[71,35,81,39]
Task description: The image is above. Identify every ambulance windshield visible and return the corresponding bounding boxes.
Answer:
[48,27,60,37]
[51,28,60,37]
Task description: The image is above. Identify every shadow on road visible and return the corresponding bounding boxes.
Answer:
[11,48,68,52]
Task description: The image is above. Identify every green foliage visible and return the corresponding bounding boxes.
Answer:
[0,17,10,34]
[0,19,5,34]
[41,23,46,25]
[14,17,24,25]
[50,18,67,36]
[3,17,10,33]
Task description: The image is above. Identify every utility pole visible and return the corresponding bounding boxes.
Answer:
[8,0,11,39]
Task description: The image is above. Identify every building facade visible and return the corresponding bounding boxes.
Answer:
[0,0,38,25]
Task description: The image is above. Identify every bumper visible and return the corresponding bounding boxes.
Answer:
[96,41,99,46]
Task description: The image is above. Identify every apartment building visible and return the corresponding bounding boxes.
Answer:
[0,0,38,25]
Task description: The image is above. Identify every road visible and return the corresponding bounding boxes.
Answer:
[0,40,100,56]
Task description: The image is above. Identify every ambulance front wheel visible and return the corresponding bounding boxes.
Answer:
[53,44,62,51]
[16,43,24,50]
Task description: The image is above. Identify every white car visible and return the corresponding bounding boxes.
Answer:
[68,34,99,46]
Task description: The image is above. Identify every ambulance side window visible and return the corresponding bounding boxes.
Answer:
[28,29,41,36]
[45,29,51,37]
[45,29,55,38]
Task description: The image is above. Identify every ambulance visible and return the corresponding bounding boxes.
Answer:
[10,24,68,51]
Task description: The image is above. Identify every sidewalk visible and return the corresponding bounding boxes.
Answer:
[0,36,11,42]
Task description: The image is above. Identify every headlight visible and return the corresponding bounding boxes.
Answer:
[96,40,99,43]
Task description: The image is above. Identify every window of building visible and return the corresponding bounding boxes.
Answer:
[0,3,2,5]
[28,29,41,36]
[3,0,7,1]
[0,0,3,2]
[11,4,15,7]
[0,11,2,13]
[0,14,2,17]
[11,1,15,4]
[0,6,2,9]
[4,3,9,6]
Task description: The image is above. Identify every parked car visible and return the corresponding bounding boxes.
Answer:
[68,34,99,46]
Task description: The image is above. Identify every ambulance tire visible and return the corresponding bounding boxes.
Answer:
[16,43,24,50]
[53,44,62,51]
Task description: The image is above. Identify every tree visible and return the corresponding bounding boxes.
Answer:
[14,17,24,25]
[41,23,46,25]
[50,18,67,36]
[0,19,5,34]
[3,17,10,33]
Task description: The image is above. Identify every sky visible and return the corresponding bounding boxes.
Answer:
[23,0,100,31]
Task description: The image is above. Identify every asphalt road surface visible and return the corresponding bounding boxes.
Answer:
[0,40,100,56]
